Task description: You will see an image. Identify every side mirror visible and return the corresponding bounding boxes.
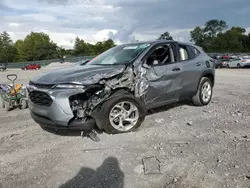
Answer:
[142,63,151,69]
[80,60,90,65]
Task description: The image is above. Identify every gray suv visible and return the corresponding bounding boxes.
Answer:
[27,40,215,135]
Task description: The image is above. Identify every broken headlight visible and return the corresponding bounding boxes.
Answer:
[54,84,85,89]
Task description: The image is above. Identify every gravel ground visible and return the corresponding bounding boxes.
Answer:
[0,68,250,188]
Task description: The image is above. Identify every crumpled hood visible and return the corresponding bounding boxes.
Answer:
[31,64,126,85]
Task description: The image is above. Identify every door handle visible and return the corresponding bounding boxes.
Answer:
[172,67,181,71]
[196,62,201,66]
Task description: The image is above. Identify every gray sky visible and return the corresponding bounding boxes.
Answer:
[1,0,250,48]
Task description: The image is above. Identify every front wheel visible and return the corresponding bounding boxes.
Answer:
[237,63,241,68]
[192,77,213,106]
[226,64,230,68]
[100,91,146,134]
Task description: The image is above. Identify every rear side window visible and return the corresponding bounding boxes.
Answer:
[189,45,200,57]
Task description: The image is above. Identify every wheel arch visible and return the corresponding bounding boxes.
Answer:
[90,88,142,131]
[196,69,215,93]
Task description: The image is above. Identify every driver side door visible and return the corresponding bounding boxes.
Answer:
[142,42,183,109]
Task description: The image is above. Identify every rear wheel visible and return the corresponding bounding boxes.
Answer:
[226,64,230,68]
[237,63,241,68]
[192,77,213,106]
[100,91,146,134]
[4,101,11,111]
[0,97,5,108]
[20,99,28,109]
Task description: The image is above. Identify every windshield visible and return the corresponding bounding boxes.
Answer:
[87,43,151,65]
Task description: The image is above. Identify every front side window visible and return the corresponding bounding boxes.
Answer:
[146,44,175,66]
[87,43,151,65]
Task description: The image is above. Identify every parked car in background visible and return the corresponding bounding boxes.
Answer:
[226,58,242,68]
[0,63,7,71]
[226,57,250,68]
[239,57,250,68]
[214,58,229,68]
[21,64,41,70]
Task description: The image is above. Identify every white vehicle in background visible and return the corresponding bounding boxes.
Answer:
[227,57,250,68]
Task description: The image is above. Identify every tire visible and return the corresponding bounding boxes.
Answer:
[20,99,28,109]
[4,101,11,111]
[192,77,213,106]
[0,97,5,108]
[100,91,146,134]
[237,63,241,68]
[226,64,230,68]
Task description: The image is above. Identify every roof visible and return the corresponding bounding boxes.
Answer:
[121,40,197,47]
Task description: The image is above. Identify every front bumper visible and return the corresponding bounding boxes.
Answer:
[28,98,73,126]
[28,88,95,131]
[30,111,95,131]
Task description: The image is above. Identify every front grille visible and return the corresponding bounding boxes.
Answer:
[29,91,53,107]
[29,82,54,89]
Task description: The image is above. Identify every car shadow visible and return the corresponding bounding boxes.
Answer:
[147,100,192,116]
[59,157,124,188]
[40,101,193,137]
[39,124,103,137]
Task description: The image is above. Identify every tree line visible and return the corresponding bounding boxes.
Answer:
[157,19,250,53]
[1,19,250,63]
[189,19,250,53]
[0,31,115,63]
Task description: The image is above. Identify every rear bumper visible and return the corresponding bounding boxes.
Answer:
[241,63,250,67]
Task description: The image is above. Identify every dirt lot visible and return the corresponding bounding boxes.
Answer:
[0,67,250,188]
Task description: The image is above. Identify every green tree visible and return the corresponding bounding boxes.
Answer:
[74,37,115,56]
[190,27,207,48]
[0,31,16,62]
[191,21,250,53]
[204,19,228,37]
[14,40,25,61]
[20,32,58,61]
[158,31,173,40]
[74,37,91,56]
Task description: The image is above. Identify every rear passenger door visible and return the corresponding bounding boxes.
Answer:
[176,44,204,99]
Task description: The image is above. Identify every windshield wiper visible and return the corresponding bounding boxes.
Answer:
[113,61,132,65]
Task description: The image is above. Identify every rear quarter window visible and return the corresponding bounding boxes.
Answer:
[189,45,201,57]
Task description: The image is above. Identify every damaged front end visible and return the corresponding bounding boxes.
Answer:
[66,64,149,131]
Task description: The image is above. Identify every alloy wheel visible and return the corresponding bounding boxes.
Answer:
[109,101,139,132]
[201,81,212,103]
